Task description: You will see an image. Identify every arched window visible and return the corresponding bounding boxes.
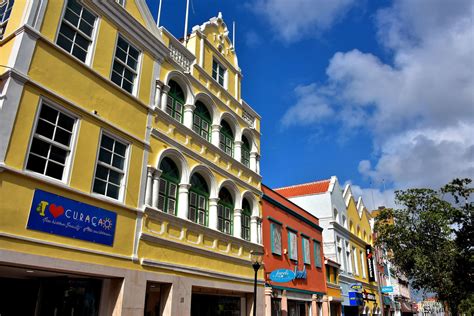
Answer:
[188,173,208,226]
[166,80,184,122]
[158,157,179,215]
[219,120,234,157]
[192,101,211,141]
[218,187,233,235]
[349,220,354,233]
[333,208,339,223]
[242,198,251,241]
[241,135,251,167]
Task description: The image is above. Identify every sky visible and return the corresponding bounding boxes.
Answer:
[146,0,474,210]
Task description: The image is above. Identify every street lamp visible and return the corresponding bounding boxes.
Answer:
[250,250,264,316]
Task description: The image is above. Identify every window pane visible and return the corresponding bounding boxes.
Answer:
[189,207,196,221]
[54,128,72,146]
[112,154,124,169]
[95,164,108,180]
[93,178,106,195]
[57,32,73,53]
[168,183,177,197]
[36,120,55,139]
[190,192,197,206]
[167,199,176,214]
[26,154,46,174]
[30,138,50,158]
[159,179,167,194]
[49,146,67,164]
[107,183,120,199]
[158,195,165,210]
[198,196,205,208]
[115,142,126,156]
[46,161,64,179]
[108,169,121,186]
[98,148,112,164]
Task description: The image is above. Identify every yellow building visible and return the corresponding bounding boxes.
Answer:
[0,1,263,315]
[325,257,343,316]
[343,184,382,315]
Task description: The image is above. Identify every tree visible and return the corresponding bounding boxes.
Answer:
[375,178,473,315]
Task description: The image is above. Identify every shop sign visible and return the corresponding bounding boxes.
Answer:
[363,290,377,301]
[294,265,307,279]
[381,286,394,293]
[269,269,295,283]
[349,292,364,306]
[350,283,363,291]
[27,189,117,246]
[366,245,376,282]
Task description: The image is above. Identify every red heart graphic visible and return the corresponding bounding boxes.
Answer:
[49,204,64,218]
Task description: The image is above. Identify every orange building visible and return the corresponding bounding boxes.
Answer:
[262,185,327,316]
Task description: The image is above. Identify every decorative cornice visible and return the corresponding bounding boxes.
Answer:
[262,195,324,232]
[86,0,168,61]
[151,128,262,194]
[141,257,265,285]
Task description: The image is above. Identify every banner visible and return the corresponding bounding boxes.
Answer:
[27,189,117,246]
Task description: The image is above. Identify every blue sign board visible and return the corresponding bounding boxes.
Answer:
[269,269,295,283]
[27,189,117,246]
[349,292,364,306]
[381,286,394,293]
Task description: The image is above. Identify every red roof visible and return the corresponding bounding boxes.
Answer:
[275,180,331,198]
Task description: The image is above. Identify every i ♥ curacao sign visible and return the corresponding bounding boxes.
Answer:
[27,189,117,246]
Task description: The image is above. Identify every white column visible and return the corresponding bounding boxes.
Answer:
[208,197,220,230]
[250,152,258,172]
[145,166,155,206]
[256,155,261,174]
[250,215,259,243]
[211,124,221,148]
[234,140,242,163]
[154,80,163,109]
[177,183,191,219]
[233,208,242,238]
[160,84,170,112]
[183,103,196,129]
[152,169,162,209]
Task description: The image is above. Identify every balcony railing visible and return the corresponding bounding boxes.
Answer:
[169,43,191,72]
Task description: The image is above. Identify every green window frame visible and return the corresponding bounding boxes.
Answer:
[270,222,282,255]
[241,135,251,167]
[241,199,251,241]
[166,80,184,123]
[333,267,339,284]
[302,237,310,264]
[326,266,331,282]
[158,157,179,215]
[218,188,233,235]
[314,240,322,268]
[219,120,234,157]
[192,101,211,141]
[188,173,208,226]
[288,230,298,261]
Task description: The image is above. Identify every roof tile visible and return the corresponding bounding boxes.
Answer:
[275,180,331,198]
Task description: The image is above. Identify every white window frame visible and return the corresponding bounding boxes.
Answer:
[55,0,99,65]
[0,0,14,39]
[111,33,142,96]
[361,250,367,279]
[91,130,130,202]
[345,242,353,274]
[212,58,227,88]
[353,247,359,275]
[24,100,79,184]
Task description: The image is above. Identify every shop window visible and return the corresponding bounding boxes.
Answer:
[191,293,240,315]
[241,198,251,241]
[92,133,128,200]
[314,240,322,268]
[158,157,179,215]
[188,173,209,226]
[26,103,77,181]
[219,120,234,157]
[167,80,185,123]
[193,101,211,141]
[241,135,251,167]
[270,222,282,255]
[217,187,233,235]
[288,230,298,261]
[111,35,140,94]
[212,59,226,87]
[56,0,97,63]
[0,0,14,39]
[302,237,310,264]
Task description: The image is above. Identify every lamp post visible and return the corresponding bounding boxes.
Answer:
[250,250,264,316]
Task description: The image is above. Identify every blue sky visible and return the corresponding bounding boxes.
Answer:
[146,0,474,210]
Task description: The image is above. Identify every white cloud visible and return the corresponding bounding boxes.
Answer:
[281,0,474,197]
[251,0,356,42]
[350,184,396,210]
